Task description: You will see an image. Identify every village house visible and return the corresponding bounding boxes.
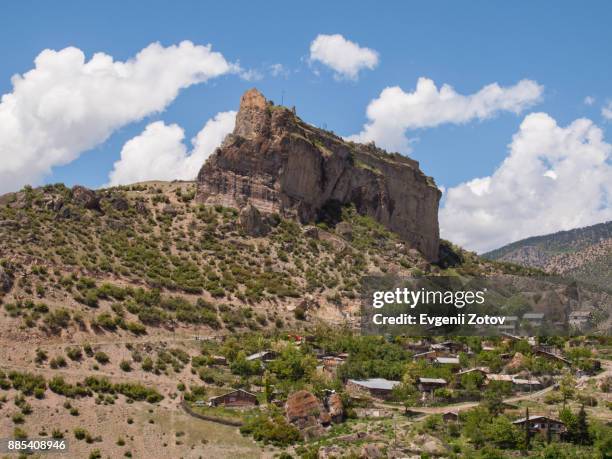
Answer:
[569,310,592,329]
[320,356,344,376]
[457,367,489,377]
[430,343,450,353]
[455,368,488,385]
[347,378,400,400]
[497,316,519,332]
[511,378,543,391]
[501,332,523,344]
[210,355,227,365]
[404,339,431,353]
[523,312,545,327]
[439,341,466,353]
[533,348,571,366]
[413,350,437,361]
[442,411,459,423]
[504,316,519,328]
[486,374,513,383]
[481,344,496,352]
[434,356,461,371]
[245,350,277,362]
[417,377,448,393]
[209,389,258,407]
[512,415,566,438]
[498,322,518,333]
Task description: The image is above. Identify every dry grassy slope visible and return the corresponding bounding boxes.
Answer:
[0,180,521,345]
[0,180,424,342]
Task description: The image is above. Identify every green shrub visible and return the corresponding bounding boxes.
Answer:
[240,411,300,446]
[66,347,83,361]
[94,352,110,365]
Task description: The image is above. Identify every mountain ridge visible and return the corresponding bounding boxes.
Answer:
[483,221,612,288]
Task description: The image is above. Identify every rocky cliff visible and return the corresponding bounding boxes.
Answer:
[197,89,441,261]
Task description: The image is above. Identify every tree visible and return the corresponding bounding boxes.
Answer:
[483,387,505,416]
[559,370,576,407]
[392,381,419,413]
[560,407,578,442]
[486,415,520,449]
[230,351,262,377]
[463,406,490,448]
[461,371,484,390]
[575,405,591,445]
[268,346,316,382]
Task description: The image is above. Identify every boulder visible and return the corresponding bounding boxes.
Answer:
[0,266,13,293]
[197,88,441,261]
[407,434,447,456]
[303,226,319,239]
[318,445,344,459]
[162,204,177,216]
[108,196,129,211]
[134,200,149,215]
[239,204,270,237]
[285,390,330,432]
[335,221,353,241]
[506,352,527,372]
[360,443,385,459]
[43,196,64,212]
[327,393,344,422]
[71,186,100,210]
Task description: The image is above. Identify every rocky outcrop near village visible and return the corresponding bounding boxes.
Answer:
[197,89,442,261]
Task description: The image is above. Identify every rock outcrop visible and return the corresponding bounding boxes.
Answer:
[0,266,13,293]
[285,390,335,439]
[239,204,270,237]
[326,392,344,422]
[197,88,441,261]
[71,186,100,211]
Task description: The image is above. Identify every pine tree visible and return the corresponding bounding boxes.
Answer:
[576,404,591,445]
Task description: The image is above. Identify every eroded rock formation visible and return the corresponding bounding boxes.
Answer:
[197,88,441,260]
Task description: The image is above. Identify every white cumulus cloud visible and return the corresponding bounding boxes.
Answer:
[584,96,595,106]
[440,113,612,253]
[348,78,544,152]
[602,102,612,120]
[107,110,236,186]
[0,41,236,193]
[309,34,379,80]
[269,63,290,78]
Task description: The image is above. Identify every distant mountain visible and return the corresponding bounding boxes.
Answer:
[483,221,612,288]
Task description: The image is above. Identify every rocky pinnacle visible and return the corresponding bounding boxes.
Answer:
[197,88,441,261]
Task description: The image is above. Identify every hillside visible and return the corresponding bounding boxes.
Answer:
[0,180,503,344]
[483,221,612,289]
[0,180,516,458]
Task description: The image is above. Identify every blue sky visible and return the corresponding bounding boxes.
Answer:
[1,1,611,251]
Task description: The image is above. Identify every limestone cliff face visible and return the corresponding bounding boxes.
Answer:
[197,89,441,261]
